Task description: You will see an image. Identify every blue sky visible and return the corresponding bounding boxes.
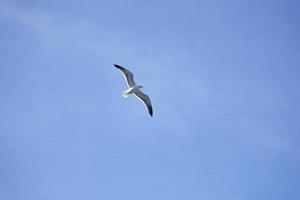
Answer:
[1,0,300,199]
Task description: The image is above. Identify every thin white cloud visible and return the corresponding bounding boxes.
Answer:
[0,3,50,36]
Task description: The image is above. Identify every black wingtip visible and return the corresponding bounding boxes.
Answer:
[149,110,153,117]
[114,64,124,70]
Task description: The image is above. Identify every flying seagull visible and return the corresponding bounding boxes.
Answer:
[114,64,153,117]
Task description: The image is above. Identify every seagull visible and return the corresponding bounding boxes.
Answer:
[114,64,153,117]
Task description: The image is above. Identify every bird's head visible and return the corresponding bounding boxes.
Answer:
[138,85,143,89]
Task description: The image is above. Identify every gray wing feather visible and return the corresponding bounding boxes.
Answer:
[114,64,136,87]
[134,90,153,117]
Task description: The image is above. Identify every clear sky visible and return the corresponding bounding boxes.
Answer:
[1,0,300,199]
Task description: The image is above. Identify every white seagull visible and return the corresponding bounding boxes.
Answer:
[114,64,153,117]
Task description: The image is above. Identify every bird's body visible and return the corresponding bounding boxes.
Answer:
[123,85,143,98]
[114,64,153,117]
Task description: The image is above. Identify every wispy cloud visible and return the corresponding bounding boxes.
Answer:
[0,3,50,36]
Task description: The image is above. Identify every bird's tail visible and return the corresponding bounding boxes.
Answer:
[123,91,129,98]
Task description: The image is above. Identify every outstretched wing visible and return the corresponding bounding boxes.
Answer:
[134,90,153,117]
[114,64,136,87]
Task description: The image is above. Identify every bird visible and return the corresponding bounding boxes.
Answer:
[114,64,153,117]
